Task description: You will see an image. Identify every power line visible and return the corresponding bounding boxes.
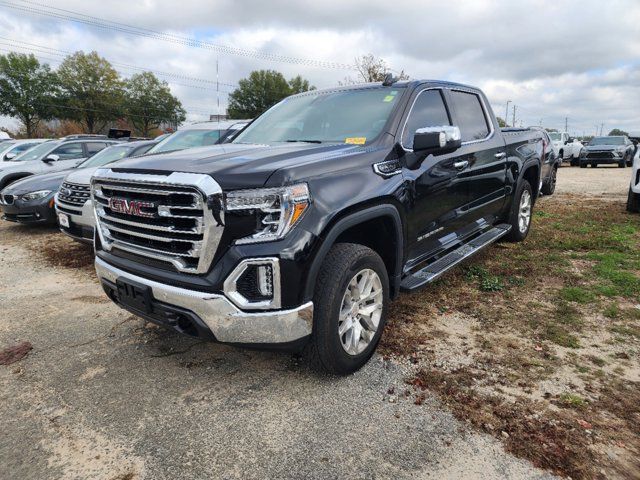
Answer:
[0,0,355,70]
[0,37,238,88]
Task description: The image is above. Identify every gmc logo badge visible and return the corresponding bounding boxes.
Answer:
[108,197,155,218]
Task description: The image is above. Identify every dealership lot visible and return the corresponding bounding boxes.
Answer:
[0,165,634,480]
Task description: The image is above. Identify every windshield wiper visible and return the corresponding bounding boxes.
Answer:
[285,139,322,144]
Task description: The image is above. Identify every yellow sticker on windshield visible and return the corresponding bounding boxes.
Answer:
[345,137,366,145]
[383,95,395,102]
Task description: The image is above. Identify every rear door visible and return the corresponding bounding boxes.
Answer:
[84,142,109,158]
[444,89,507,225]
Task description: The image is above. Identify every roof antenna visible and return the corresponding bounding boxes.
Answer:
[382,73,397,86]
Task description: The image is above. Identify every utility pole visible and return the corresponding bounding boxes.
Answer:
[512,105,517,128]
[505,100,511,127]
[216,58,220,120]
[564,117,568,133]
[600,123,604,136]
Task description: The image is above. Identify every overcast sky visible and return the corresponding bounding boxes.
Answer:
[1,0,639,136]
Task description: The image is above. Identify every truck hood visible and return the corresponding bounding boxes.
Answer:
[109,142,375,189]
[1,169,72,195]
[584,145,619,152]
[63,165,101,186]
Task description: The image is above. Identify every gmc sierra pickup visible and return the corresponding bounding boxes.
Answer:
[92,79,547,374]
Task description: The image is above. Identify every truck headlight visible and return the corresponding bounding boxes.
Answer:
[21,190,52,201]
[226,183,311,244]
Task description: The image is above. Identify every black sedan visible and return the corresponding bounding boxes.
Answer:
[0,140,156,225]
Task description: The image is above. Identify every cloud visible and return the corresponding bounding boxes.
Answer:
[1,0,639,135]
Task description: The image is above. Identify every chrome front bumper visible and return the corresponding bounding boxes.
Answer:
[95,257,313,344]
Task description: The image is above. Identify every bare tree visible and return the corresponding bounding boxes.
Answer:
[341,54,410,85]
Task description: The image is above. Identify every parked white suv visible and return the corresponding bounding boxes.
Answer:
[549,132,582,165]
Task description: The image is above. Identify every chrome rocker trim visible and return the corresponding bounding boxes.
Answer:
[95,257,313,344]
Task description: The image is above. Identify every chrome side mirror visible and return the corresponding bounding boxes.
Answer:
[413,126,462,154]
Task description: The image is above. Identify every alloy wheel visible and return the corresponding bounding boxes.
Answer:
[518,190,532,233]
[338,268,384,356]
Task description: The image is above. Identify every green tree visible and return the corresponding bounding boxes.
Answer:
[124,72,186,137]
[608,128,629,136]
[496,116,507,128]
[0,53,60,137]
[57,51,124,133]
[227,70,314,119]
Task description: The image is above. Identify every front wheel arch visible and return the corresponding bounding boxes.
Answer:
[0,173,33,190]
[303,204,404,302]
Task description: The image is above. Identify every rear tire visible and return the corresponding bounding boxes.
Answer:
[619,160,626,168]
[627,187,640,213]
[591,162,597,168]
[305,243,389,375]
[541,167,557,195]
[504,179,533,242]
[580,162,587,168]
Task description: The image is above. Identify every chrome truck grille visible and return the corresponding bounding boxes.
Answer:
[57,182,91,213]
[91,169,224,274]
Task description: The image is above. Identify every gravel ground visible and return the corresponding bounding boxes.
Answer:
[2,164,626,480]
[555,163,631,198]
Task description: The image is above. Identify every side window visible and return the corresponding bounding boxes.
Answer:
[448,91,490,142]
[52,142,84,160]
[85,142,107,156]
[402,90,450,149]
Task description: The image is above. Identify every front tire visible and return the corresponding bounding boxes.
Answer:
[505,179,533,242]
[627,187,640,213]
[305,243,389,375]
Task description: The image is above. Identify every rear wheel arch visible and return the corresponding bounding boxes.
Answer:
[303,204,404,302]
[521,163,540,200]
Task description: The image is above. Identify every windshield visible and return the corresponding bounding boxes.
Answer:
[233,87,404,145]
[0,141,16,156]
[549,133,561,141]
[11,140,57,161]
[590,136,624,146]
[147,129,225,154]
[77,144,133,168]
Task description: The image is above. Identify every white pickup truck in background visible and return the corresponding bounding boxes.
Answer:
[549,132,582,166]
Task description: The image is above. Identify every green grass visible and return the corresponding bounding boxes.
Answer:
[609,324,640,339]
[543,323,581,348]
[603,303,620,319]
[558,392,588,408]
[587,355,606,367]
[559,287,596,304]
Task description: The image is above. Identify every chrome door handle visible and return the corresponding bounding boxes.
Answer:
[495,152,507,159]
[453,160,469,170]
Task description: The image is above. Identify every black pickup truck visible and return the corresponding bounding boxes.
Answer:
[92,79,549,374]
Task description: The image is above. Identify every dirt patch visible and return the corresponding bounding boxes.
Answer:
[40,236,94,271]
[0,341,33,365]
[381,197,640,479]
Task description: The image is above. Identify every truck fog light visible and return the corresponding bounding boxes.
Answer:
[223,258,281,310]
[257,265,273,297]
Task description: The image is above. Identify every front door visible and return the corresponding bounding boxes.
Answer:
[47,142,87,171]
[400,88,473,264]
